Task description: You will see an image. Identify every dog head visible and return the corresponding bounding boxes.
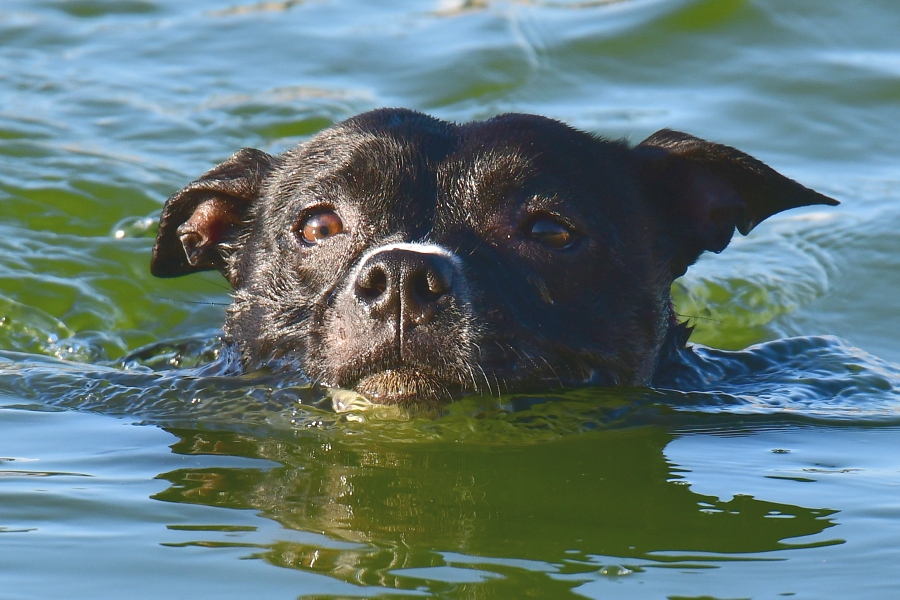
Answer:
[151,108,837,404]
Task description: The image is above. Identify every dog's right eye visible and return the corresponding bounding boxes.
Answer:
[296,210,345,245]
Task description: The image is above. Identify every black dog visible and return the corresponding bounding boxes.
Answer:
[151,108,837,404]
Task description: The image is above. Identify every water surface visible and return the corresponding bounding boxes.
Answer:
[2,0,900,598]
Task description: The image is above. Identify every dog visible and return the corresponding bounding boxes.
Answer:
[151,108,838,405]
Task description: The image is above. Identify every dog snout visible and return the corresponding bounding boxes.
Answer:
[355,247,456,327]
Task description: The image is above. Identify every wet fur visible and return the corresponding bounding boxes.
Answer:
[152,109,837,404]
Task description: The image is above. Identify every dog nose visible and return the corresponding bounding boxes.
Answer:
[355,247,455,327]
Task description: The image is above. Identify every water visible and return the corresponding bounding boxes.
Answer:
[2,0,900,598]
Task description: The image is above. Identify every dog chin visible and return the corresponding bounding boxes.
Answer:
[352,367,464,406]
[346,362,618,406]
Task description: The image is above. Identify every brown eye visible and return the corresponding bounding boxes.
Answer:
[298,210,344,245]
[528,217,575,249]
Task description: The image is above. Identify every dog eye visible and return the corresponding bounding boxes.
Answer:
[528,217,575,249]
[297,210,344,245]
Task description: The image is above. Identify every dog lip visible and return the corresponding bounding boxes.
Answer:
[352,366,461,405]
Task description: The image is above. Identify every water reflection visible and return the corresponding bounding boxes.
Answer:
[3,335,892,595]
[152,425,840,595]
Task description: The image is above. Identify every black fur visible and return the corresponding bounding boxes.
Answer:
[152,108,838,404]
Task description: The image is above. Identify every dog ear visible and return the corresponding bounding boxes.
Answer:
[634,129,838,277]
[151,148,273,286]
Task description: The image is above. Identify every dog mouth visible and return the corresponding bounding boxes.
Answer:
[344,358,615,406]
[351,366,464,406]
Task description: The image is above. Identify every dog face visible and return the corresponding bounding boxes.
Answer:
[152,109,837,404]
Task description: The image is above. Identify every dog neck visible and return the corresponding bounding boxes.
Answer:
[651,296,693,386]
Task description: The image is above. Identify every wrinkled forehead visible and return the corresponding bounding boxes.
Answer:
[273,111,623,227]
[436,115,629,226]
[285,120,446,191]
[441,125,560,214]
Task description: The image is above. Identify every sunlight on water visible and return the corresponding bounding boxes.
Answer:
[2,0,900,598]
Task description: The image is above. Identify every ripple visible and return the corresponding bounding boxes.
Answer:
[1,333,899,444]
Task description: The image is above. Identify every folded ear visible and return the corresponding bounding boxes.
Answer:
[634,129,839,278]
[150,148,273,286]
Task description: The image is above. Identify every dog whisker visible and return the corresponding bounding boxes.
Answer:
[148,295,231,307]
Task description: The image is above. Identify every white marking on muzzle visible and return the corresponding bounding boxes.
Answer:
[355,241,462,269]
[347,241,469,306]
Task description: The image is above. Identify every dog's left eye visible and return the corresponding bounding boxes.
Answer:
[527,217,576,250]
[297,210,345,245]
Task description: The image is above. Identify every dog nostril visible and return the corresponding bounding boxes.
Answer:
[356,264,388,301]
[415,260,453,301]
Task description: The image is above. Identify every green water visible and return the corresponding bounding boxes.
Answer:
[2,0,900,598]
